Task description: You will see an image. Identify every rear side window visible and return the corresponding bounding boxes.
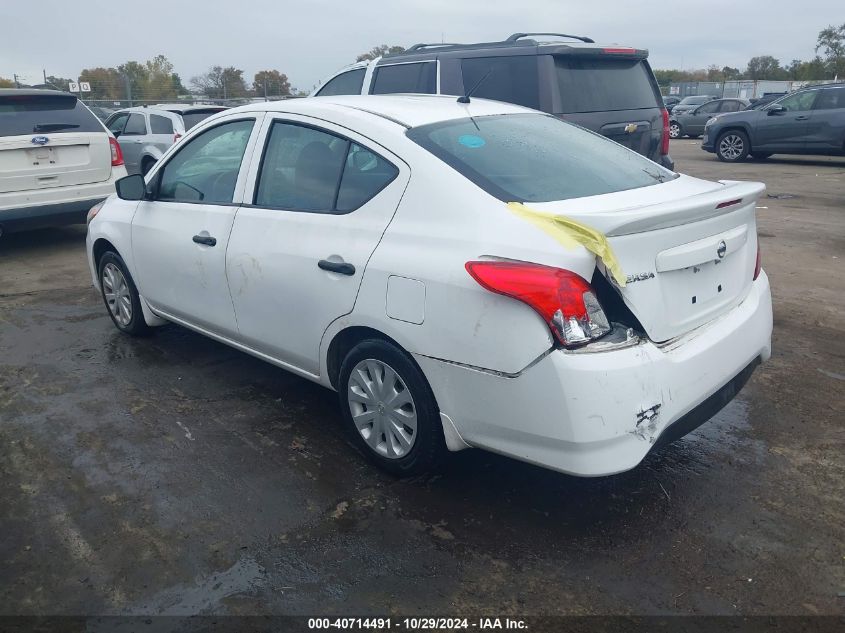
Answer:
[150,114,174,134]
[0,94,103,136]
[407,113,675,203]
[555,58,659,113]
[814,88,845,110]
[123,113,147,135]
[181,109,226,130]
[695,101,720,114]
[106,113,128,135]
[460,57,540,110]
[255,121,397,213]
[317,69,366,96]
[371,63,436,95]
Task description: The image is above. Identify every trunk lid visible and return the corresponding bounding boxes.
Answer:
[527,176,765,342]
[0,133,112,193]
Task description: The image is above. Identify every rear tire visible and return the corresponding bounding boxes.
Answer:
[669,121,682,139]
[338,339,445,476]
[98,251,151,337]
[716,130,750,162]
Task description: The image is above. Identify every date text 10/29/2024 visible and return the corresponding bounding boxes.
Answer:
[308,618,528,630]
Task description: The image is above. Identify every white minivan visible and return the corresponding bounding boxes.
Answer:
[0,89,126,235]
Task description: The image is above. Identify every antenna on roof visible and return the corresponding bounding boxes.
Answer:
[457,68,493,104]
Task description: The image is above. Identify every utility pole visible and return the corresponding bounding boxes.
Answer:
[222,76,227,100]
[13,73,20,88]
[124,74,133,107]
[263,78,268,101]
[43,69,47,85]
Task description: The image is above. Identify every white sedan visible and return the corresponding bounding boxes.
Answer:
[86,95,772,477]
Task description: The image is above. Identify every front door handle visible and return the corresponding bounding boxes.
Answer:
[192,234,217,246]
[794,115,809,120]
[318,259,355,276]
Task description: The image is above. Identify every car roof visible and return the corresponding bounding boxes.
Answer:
[154,103,228,113]
[231,94,533,129]
[0,88,76,98]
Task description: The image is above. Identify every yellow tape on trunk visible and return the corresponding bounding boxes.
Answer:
[506,202,627,287]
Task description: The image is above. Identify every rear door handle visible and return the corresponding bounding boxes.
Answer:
[318,259,355,276]
[192,234,217,246]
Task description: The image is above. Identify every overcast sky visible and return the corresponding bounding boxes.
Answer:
[1,0,840,90]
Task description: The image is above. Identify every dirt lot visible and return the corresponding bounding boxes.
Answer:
[1,141,843,617]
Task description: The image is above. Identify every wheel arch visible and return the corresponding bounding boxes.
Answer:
[325,325,407,391]
[92,237,120,272]
[716,123,753,148]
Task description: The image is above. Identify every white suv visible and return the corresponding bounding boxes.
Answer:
[0,89,127,235]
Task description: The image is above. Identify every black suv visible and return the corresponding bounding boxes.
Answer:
[314,33,673,170]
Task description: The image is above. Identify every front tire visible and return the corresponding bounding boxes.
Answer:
[716,130,750,162]
[669,121,682,139]
[98,251,151,336]
[338,339,445,476]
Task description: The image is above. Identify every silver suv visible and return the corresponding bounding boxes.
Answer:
[105,104,227,175]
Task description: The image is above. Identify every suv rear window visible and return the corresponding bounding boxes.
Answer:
[181,108,226,130]
[554,58,659,114]
[407,113,675,203]
[460,56,540,110]
[0,94,103,136]
[371,63,436,95]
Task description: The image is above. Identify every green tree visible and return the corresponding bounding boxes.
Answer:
[45,75,72,91]
[143,54,178,100]
[816,23,845,78]
[0,76,16,88]
[78,67,123,100]
[253,70,291,97]
[117,61,150,99]
[356,44,405,62]
[745,55,786,80]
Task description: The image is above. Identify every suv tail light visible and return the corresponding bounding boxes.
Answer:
[466,261,611,347]
[173,133,182,144]
[660,108,670,155]
[753,243,762,280]
[109,136,124,167]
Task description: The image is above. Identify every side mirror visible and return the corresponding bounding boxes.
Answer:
[767,105,786,115]
[115,174,146,201]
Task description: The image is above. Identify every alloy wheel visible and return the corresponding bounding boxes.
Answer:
[719,134,744,160]
[102,262,132,327]
[347,359,417,459]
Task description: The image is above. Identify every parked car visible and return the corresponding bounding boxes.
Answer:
[748,93,787,109]
[702,83,845,162]
[312,33,674,170]
[670,95,719,115]
[87,95,772,477]
[662,95,681,112]
[669,98,750,139]
[88,105,118,122]
[105,104,227,175]
[0,89,126,235]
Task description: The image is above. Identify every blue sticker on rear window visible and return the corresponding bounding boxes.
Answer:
[458,134,486,148]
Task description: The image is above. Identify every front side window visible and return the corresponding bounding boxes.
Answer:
[156,119,254,204]
[371,62,436,95]
[776,90,818,112]
[695,101,720,114]
[407,113,676,203]
[150,114,174,134]
[123,113,147,135]
[460,56,539,110]
[106,113,129,135]
[719,100,743,113]
[316,69,366,96]
[814,88,845,110]
[255,121,398,213]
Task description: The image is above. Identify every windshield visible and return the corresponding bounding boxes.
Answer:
[679,96,712,105]
[0,94,103,136]
[406,113,676,203]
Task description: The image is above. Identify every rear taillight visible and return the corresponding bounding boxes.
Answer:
[660,108,670,155]
[753,243,762,280]
[109,137,124,167]
[466,261,611,347]
[173,133,182,144]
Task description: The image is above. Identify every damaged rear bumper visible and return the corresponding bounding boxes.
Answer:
[414,272,772,477]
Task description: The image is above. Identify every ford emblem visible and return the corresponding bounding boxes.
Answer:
[31,136,50,146]
[717,240,727,258]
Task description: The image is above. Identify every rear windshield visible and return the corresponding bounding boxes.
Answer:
[0,94,103,136]
[181,109,226,130]
[554,57,659,114]
[407,113,675,203]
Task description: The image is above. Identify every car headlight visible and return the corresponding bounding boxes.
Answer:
[87,200,105,224]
